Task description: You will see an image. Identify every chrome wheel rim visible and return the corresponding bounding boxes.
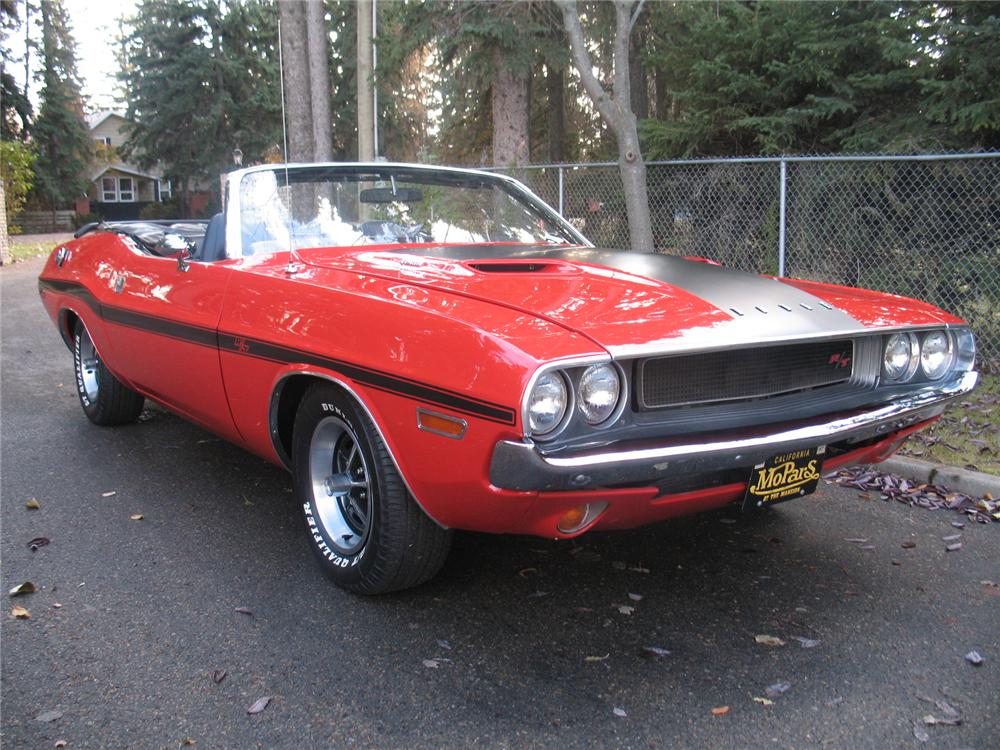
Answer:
[77,327,100,402]
[308,416,372,555]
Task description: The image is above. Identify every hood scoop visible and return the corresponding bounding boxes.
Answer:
[467,260,574,274]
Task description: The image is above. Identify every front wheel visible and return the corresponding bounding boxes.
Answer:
[73,319,145,425]
[292,383,452,594]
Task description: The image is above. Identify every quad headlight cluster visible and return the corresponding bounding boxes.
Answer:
[882,329,975,383]
[526,363,622,438]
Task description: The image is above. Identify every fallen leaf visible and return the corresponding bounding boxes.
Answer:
[964,650,983,666]
[628,592,643,602]
[422,659,440,669]
[901,541,917,549]
[102,491,117,497]
[628,565,650,574]
[612,707,627,718]
[765,681,792,698]
[517,567,538,577]
[792,636,821,648]
[26,498,40,510]
[934,699,960,718]
[913,723,930,742]
[945,542,962,552]
[436,639,452,650]
[54,741,67,748]
[28,537,50,551]
[711,706,730,716]
[942,533,962,541]
[11,605,30,619]
[52,603,62,609]
[130,514,144,521]
[922,714,961,726]
[527,590,549,599]
[234,607,253,616]
[859,544,876,551]
[9,582,37,597]
[212,670,227,684]
[584,654,609,662]
[640,646,671,659]
[753,697,775,706]
[246,696,271,714]
[615,605,634,615]
[35,709,62,722]
[844,537,868,543]
[611,561,626,570]
[754,635,785,647]
[181,739,196,746]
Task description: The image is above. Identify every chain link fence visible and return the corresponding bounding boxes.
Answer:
[504,154,1000,368]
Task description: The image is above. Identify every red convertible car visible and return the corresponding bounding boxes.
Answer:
[39,163,979,593]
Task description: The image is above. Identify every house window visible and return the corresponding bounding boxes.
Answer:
[101,176,117,202]
[95,136,112,146]
[158,179,172,201]
[118,177,135,202]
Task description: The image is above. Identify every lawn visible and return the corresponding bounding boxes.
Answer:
[5,237,61,263]
[896,373,1000,476]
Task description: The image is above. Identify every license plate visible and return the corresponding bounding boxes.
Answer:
[742,446,826,511]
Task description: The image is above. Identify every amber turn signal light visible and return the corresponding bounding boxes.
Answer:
[416,408,467,439]
[556,502,608,534]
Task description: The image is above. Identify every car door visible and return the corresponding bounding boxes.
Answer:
[104,252,242,443]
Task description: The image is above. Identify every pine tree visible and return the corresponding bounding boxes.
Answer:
[120,0,282,214]
[921,1,1000,150]
[1,0,33,140]
[30,0,90,210]
[639,1,938,158]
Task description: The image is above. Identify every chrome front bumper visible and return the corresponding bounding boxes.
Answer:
[490,371,979,492]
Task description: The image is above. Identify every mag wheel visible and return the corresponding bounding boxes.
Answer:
[73,319,145,426]
[292,383,452,594]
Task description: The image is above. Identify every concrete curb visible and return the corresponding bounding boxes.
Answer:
[878,456,1000,499]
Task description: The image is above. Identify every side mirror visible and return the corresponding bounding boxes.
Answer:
[155,233,195,271]
[176,247,192,272]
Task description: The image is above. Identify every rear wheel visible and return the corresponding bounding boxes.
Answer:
[292,383,452,594]
[73,319,145,425]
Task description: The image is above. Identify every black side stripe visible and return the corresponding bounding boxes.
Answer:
[39,277,517,425]
[102,306,219,348]
[217,333,516,424]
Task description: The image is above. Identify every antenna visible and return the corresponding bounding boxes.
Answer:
[276,18,299,273]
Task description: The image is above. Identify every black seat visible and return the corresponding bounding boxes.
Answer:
[199,213,226,261]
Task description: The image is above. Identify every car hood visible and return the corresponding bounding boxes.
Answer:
[301,243,956,356]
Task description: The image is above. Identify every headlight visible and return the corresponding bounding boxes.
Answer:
[883,332,918,381]
[577,364,621,425]
[920,330,953,380]
[527,371,568,435]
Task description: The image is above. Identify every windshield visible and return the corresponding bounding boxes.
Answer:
[236,166,581,257]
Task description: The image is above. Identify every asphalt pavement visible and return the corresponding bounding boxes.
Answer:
[2,257,998,750]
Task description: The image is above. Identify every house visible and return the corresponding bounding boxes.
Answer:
[86,111,173,221]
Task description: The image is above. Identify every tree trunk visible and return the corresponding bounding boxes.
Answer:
[279,1,312,162]
[356,0,375,162]
[0,181,9,266]
[491,49,529,169]
[547,67,566,163]
[560,0,654,251]
[306,1,333,163]
[653,66,668,120]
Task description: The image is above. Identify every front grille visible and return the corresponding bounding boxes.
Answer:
[639,339,855,409]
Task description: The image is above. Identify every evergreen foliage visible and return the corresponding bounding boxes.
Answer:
[921,1,1000,150]
[30,0,90,210]
[119,0,282,211]
[1,0,32,140]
